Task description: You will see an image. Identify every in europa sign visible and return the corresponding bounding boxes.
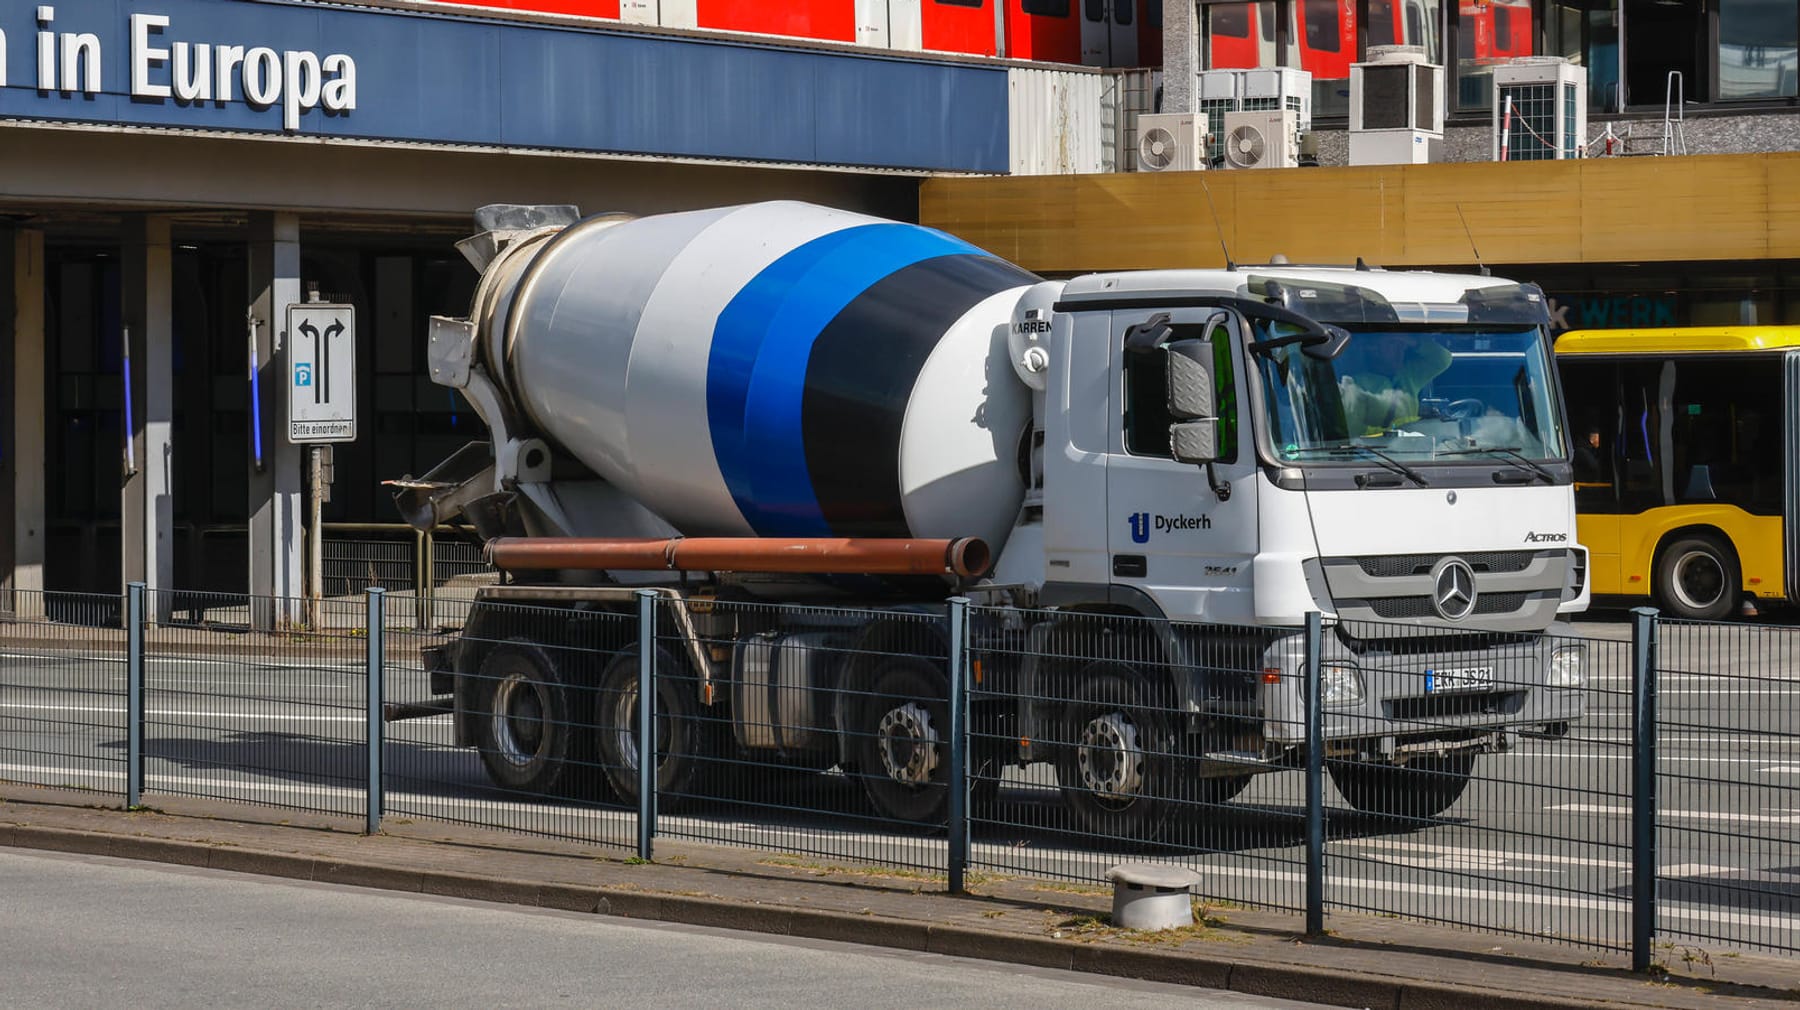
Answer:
[0,0,1007,172]
[4,5,355,132]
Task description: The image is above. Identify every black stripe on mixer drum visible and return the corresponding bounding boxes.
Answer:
[801,253,1039,538]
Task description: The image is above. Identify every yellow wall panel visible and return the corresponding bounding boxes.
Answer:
[921,153,1800,274]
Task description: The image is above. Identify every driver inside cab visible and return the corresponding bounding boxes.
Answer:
[1338,333,1453,436]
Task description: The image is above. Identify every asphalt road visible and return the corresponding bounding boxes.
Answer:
[1,610,1796,957]
[0,848,1333,1010]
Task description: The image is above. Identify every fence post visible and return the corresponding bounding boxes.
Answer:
[1630,606,1659,972]
[365,587,386,836]
[413,528,430,631]
[946,596,970,894]
[637,589,656,862]
[126,582,146,808]
[1303,610,1325,936]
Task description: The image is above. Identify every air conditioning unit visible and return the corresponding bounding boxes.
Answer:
[1222,110,1299,170]
[1197,68,1310,167]
[1348,46,1445,166]
[1493,57,1588,161]
[1135,113,1208,172]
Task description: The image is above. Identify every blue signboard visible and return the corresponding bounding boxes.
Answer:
[0,0,1010,173]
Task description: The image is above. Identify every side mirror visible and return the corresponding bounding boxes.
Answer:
[1170,420,1220,465]
[1165,339,1216,420]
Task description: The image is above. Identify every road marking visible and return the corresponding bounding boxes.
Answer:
[1550,803,1800,825]
[1340,838,1631,870]
[1660,863,1740,878]
[0,702,364,724]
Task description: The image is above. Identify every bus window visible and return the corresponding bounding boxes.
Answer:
[1671,358,1783,515]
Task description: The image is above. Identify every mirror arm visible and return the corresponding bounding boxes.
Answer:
[1207,462,1232,502]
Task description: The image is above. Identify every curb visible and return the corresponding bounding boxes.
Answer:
[0,824,1657,1010]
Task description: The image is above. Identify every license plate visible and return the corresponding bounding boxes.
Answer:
[1427,666,1493,693]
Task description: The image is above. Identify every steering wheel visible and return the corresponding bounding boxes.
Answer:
[1439,398,1485,421]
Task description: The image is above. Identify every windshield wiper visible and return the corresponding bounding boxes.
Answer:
[1438,446,1555,484]
[1289,444,1430,488]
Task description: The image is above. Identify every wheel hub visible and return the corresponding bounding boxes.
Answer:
[1077,711,1144,801]
[877,702,939,785]
[1671,550,1726,611]
[491,673,546,768]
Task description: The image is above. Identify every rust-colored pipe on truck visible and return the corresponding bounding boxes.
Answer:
[485,537,992,579]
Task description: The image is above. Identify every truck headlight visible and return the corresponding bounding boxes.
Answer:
[1548,646,1586,688]
[1320,663,1366,707]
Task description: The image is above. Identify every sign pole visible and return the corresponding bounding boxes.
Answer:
[285,298,355,630]
[308,445,324,629]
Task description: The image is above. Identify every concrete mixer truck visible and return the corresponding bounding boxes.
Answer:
[391,201,1589,838]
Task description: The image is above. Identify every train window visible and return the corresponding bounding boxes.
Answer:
[1262,1,1276,41]
[1022,0,1070,15]
[1493,4,1514,49]
[1369,0,1395,43]
[934,0,983,6]
[1304,0,1341,52]
[1209,3,1250,38]
[1116,0,1133,25]
[1086,0,1106,21]
[1148,0,1162,28]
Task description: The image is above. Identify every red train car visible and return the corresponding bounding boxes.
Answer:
[1460,0,1534,62]
[410,0,1162,67]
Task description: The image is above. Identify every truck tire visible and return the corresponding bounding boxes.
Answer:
[853,657,952,825]
[1328,753,1476,821]
[593,648,715,809]
[473,640,592,796]
[1653,534,1738,621]
[1055,665,1176,841]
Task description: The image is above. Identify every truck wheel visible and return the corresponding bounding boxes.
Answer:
[473,641,591,796]
[1328,753,1476,821]
[593,649,714,808]
[1653,535,1738,621]
[1055,666,1175,841]
[853,657,952,824]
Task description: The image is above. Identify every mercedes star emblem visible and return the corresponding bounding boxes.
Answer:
[1432,558,1478,621]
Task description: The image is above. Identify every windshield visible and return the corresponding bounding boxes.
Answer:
[1255,325,1566,463]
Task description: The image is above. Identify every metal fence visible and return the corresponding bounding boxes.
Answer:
[2,586,1797,967]
[0,591,125,795]
[380,595,637,849]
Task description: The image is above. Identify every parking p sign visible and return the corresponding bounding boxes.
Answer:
[287,303,356,443]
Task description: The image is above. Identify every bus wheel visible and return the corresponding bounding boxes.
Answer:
[1654,535,1739,621]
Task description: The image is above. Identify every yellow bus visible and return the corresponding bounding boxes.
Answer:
[1555,326,1800,620]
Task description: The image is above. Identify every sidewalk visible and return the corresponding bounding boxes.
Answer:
[1,783,1793,1009]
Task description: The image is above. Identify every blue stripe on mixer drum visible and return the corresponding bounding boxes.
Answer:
[706,223,990,537]
[802,254,1039,537]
